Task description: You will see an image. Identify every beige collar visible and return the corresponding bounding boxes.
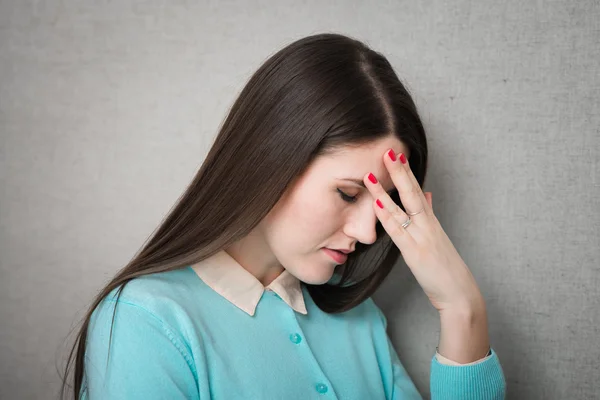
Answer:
[190,250,307,316]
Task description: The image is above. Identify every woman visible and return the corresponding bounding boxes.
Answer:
[61,33,506,399]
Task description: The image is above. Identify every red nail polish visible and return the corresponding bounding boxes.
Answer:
[388,149,396,161]
[376,199,384,209]
[368,173,377,184]
[400,153,407,164]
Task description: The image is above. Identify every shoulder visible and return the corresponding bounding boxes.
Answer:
[94,267,202,334]
[106,266,197,303]
[84,269,201,397]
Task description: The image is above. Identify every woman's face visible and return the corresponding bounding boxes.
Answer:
[261,135,409,285]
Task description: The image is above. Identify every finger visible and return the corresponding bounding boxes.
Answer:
[371,191,418,249]
[425,192,432,209]
[384,149,429,220]
[364,171,415,233]
[399,153,433,216]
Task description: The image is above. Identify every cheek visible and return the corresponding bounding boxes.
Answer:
[285,193,334,234]
[267,188,340,245]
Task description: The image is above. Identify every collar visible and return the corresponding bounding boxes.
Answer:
[190,250,308,316]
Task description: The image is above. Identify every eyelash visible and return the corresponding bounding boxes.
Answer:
[337,189,358,203]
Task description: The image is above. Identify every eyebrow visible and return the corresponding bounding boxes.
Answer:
[339,178,396,195]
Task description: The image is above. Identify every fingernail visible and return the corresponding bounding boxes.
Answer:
[400,153,407,164]
[368,173,377,184]
[376,199,384,209]
[388,149,396,161]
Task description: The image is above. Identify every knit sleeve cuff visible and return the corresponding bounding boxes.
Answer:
[430,348,506,400]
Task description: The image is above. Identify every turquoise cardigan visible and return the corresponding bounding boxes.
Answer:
[82,267,506,399]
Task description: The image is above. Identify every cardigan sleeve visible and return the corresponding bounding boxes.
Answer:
[430,347,506,399]
[81,298,199,400]
[371,300,506,399]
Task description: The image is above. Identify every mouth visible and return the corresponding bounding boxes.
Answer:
[322,248,348,264]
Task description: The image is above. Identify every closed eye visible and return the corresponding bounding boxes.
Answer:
[337,189,358,203]
[336,178,396,199]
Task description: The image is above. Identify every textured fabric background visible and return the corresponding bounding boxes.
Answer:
[0,1,598,399]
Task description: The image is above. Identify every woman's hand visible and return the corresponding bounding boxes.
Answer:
[364,149,485,315]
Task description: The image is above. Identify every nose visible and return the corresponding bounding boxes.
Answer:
[343,203,378,245]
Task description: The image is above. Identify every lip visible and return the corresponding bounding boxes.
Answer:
[322,248,348,264]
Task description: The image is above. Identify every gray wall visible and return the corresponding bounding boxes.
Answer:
[1,1,598,399]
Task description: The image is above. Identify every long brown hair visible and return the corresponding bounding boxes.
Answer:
[59,32,428,399]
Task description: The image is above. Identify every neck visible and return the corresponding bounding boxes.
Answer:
[224,228,284,287]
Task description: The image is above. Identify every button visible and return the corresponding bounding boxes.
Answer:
[315,383,328,394]
[289,333,302,344]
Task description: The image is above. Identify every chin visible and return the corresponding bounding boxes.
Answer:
[301,276,333,285]
[282,252,336,285]
[297,266,336,285]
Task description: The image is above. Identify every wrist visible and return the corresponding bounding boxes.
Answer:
[437,303,490,363]
[440,293,486,318]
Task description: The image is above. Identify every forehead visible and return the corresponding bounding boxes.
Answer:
[313,136,409,189]
[329,136,407,163]
[327,136,408,161]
